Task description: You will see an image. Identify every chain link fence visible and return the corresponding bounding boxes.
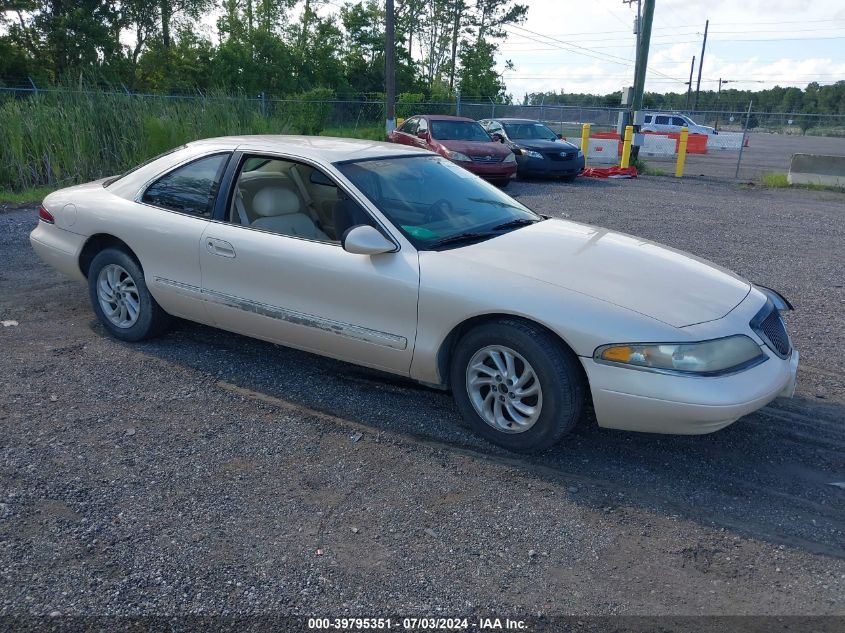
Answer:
[1,84,844,190]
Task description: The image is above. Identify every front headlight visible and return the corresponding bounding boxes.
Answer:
[447,150,472,162]
[594,335,766,376]
[503,152,517,163]
[577,150,584,158]
[523,150,544,159]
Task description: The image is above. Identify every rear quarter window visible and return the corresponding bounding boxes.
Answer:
[141,153,229,217]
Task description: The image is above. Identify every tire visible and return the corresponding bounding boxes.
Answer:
[450,319,585,453]
[494,178,511,189]
[559,174,577,183]
[87,248,170,342]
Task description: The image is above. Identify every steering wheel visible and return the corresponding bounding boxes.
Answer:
[424,198,456,224]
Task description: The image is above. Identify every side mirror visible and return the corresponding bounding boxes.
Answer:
[417,130,429,140]
[491,133,504,143]
[342,225,396,255]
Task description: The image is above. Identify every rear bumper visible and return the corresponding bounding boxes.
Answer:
[30,222,87,282]
[582,349,799,434]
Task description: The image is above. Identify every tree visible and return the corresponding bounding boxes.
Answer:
[157,0,213,50]
[457,38,507,100]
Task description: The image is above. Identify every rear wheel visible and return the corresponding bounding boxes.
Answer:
[88,248,170,342]
[559,174,578,182]
[493,178,511,188]
[450,319,585,452]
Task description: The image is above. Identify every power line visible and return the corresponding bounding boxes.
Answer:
[500,27,845,48]
[502,24,686,82]
[502,25,635,67]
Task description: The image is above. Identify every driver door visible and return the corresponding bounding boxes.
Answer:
[199,154,420,375]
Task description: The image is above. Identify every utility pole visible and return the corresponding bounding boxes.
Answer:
[630,0,655,117]
[385,0,396,135]
[633,0,642,52]
[693,19,708,111]
[684,56,695,109]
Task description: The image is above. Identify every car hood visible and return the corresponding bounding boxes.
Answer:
[511,139,578,151]
[436,139,512,156]
[437,219,751,328]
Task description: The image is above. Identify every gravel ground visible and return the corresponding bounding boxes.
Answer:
[1,175,844,622]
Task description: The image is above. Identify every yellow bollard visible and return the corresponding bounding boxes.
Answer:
[620,125,633,168]
[396,117,405,129]
[675,126,689,177]
[580,123,591,168]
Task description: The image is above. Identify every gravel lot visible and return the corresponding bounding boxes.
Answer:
[1,175,844,622]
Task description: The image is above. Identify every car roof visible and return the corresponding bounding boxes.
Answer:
[488,118,543,124]
[416,115,478,122]
[186,135,430,162]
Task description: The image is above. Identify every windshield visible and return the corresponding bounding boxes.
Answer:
[336,155,540,250]
[503,122,558,141]
[430,120,492,142]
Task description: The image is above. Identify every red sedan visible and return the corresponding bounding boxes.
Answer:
[388,115,517,187]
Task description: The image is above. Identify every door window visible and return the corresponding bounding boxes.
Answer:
[399,117,419,135]
[672,117,687,127]
[141,153,229,217]
[655,115,671,125]
[644,115,652,123]
[228,156,376,243]
[416,118,428,134]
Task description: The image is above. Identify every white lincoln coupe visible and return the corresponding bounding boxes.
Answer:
[30,136,799,452]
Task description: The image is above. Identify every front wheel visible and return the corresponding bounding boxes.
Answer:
[450,319,585,452]
[88,248,170,342]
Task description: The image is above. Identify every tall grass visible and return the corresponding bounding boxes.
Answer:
[761,172,789,188]
[0,91,305,191]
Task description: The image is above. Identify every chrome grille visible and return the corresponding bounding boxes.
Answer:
[751,302,791,358]
[470,154,504,163]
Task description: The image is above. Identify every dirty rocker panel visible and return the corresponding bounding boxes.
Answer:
[153,277,408,350]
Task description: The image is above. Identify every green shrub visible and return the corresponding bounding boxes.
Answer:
[286,88,335,135]
[396,93,425,119]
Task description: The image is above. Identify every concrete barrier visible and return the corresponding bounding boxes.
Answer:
[708,132,746,151]
[638,134,677,157]
[788,153,845,187]
[572,138,619,164]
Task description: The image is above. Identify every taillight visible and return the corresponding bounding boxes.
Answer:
[38,205,55,224]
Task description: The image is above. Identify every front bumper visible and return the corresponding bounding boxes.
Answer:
[582,348,799,434]
[517,155,584,177]
[456,160,518,181]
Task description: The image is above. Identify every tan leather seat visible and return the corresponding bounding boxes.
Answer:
[250,186,329,241]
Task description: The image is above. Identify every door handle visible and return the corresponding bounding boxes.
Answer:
[206,238,236,258]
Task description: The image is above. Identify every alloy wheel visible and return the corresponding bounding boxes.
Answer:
[465,344,543,433]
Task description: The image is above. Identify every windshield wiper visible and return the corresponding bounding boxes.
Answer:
[490,218,542,231]
[429,219,542,250]
[428,231,495,249]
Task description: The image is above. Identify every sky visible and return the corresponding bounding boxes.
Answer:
[488,0,845,100]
